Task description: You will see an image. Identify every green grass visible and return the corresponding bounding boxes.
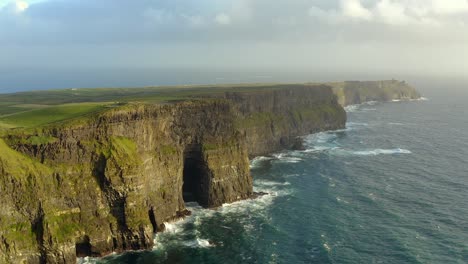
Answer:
[0,83,324,130]
[0,102,110,128]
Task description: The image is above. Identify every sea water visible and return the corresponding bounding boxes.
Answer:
[87,85,468,264]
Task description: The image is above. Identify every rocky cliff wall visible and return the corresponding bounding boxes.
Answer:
[0,100,252,263]
[331,80,421,106]
[0,81,414,263]
[220,84,346,157]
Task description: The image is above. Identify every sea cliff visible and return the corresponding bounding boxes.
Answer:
[331,80,421,106]
[0,81,419,263]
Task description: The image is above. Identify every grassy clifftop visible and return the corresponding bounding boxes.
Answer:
[0,81,420,130]
[0,84,303,130]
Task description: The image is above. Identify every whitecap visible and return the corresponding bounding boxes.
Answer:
[364,101,379,105]
[388,122,404,126]
[255,180,291,187]
[350,148,412,156]
[77,257,97,264]
[272,153,303,163]
[250,156,273,168]
[183,238,214,248]
[163,222,184,234]
[344,104,360,112]
[410,97,429,101]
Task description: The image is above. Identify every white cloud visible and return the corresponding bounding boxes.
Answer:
[309,0,468,27]
[375,0,413,25]
[15,0,29,12]
[341,0,373,20]
[215,13,231,25]
[431,0,468,15]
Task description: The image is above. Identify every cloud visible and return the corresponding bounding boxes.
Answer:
[431,0,468,15]
[15,0,29,12]
[215,13,231,25]
[309,0,468,27]
[341,0,373,20]
[1,0,468,81]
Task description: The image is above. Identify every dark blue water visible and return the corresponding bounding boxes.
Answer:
[88,88,468,264]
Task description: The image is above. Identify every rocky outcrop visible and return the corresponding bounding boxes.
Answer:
[0,100,252,263]
[218,84,346,157]
[331,80,421,106]
[0,81,418,263]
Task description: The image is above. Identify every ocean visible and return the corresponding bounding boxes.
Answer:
[82,83,467,264]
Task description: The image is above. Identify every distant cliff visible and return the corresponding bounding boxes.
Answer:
[0,81,419,263]
[331,80,421,106]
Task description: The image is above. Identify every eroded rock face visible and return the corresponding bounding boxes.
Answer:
[220,84,346,157]
[331,80,421,106]
[0,85,347,263]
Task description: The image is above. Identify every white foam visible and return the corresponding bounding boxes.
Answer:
[272,153,302,163]
[350,148,412,156]
[77,257,97,264]
[344,104,360,112]
[255,180,291,187]
[388,122,404,126]
[364,101,379,105]
[250,156,273,168]
[410,97,429,101]
[183,238,213,248]
[163,222,184,234]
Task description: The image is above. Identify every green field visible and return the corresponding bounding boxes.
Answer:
[0,103,112,129]
[0,83,310,130]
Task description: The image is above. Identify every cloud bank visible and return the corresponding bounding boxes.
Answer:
[1,0,468,80]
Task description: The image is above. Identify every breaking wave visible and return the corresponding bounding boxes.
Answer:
[347,148,412,156]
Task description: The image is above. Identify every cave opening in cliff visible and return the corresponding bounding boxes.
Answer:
[183,144,208,206]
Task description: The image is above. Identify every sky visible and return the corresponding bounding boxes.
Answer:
[1,0,468,90]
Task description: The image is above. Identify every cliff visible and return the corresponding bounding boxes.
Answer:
[0,81,419,263]
[0,84,346,263]
[331,80,421,106]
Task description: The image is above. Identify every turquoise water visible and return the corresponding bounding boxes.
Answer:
[93,89,468,264]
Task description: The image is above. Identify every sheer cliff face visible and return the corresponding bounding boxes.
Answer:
[223,85,346,157]
[332,80,421,106]
[0,101,252,263]
[0,85,346,263]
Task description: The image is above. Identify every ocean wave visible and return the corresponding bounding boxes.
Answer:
[250,156,273,168]
[344,104,360,112]
[348,148,412,156]
[150,178,291,252]
[255,180,291,187]
[410,97,429,101]
[388,122,405,126]
[182,238,214,248]
[77,257,98,264]
[364,101,379,105]
[272,153,303,163]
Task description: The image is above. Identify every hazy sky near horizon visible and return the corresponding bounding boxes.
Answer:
[1,0,468,79]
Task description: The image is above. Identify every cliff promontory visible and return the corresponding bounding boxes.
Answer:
[0,81,419,263]
[331,80,421,106]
